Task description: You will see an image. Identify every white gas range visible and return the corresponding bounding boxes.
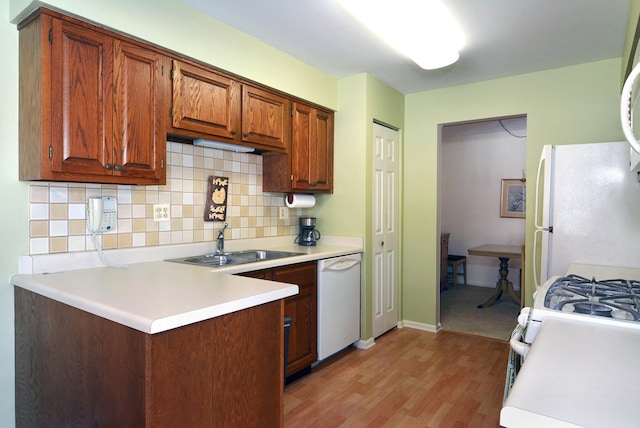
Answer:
[523,263,640,345]
[501,264,640,427]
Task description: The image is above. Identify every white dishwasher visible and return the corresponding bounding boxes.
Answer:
[317,253,362,361]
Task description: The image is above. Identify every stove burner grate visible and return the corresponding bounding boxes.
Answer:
[545,275,640,321]
[572,302,613,317]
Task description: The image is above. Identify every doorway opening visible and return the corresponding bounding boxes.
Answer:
[438,115,526,341]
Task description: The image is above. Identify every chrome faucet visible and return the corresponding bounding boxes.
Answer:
[216,223,228,254]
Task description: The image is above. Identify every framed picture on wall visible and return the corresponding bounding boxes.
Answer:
[500,179,526,218]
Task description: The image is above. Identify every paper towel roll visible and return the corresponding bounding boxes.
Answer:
[285,193,316,208]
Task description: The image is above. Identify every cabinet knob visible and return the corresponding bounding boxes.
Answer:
[311,182,317,187]
[381,241,384,247]
[106,163,113,170]
[231,129,237,135]
[114,164,123,171]
[243,132,249,138]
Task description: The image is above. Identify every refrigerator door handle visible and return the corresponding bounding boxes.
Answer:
[534,146,551,230]
[533,228,542,289]
[533,145,553,289]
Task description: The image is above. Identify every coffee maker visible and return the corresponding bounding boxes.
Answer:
[297,217,321,246]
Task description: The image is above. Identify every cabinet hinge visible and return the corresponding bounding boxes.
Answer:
[170,107,174,118]
[161,65,164,77]
[290,174,294,182]
[48,145,53,160]
[48,28,53,45]
[170,69,175,80]
[161,159,164,169]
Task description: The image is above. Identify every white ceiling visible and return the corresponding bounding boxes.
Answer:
[181,0,631,95]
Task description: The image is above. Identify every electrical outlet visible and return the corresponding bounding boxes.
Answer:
[153,204,170,222]
[279,207,289,220]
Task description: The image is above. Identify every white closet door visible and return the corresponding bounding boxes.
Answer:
[372,122,399,338]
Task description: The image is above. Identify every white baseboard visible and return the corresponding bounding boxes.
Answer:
[401,320,439,333]
[355,320,440,352]
[354,337,375,350]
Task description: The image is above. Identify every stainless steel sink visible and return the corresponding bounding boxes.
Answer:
[165,249,303,267]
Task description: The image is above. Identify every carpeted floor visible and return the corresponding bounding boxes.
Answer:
[440,284,520,341]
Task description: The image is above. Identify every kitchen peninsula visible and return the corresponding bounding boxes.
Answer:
[12,237,363,427]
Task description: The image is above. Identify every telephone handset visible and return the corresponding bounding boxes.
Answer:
[87,196,117,234]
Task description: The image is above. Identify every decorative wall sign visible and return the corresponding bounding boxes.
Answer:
[204,176,229,221]
[500,178,526,219]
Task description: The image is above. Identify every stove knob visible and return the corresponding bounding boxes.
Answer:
[517,307,530,327]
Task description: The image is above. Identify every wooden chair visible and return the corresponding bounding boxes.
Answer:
[447,255,467,288]
[441,232,467,289]
[440,233,450,291]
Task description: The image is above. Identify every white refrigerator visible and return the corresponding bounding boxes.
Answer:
[534,141,640,288]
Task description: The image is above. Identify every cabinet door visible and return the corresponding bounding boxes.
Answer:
[310,106,334,192]
[50,18,113,177]
[291,102,333,192]
[113,40,168,183]
[272,262,317,376]
[171,60,240,139]
[242,85,290,151]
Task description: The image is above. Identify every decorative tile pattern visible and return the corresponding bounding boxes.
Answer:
[28,142,305,254]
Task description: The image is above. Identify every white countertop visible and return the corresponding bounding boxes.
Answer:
[501,317,640,428]
[11,236,363,334]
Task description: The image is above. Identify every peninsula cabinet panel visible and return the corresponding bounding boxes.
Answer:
[18,9,167,185]
[263,102,334,193]
[170,59,241,140]
[15,287,284,428]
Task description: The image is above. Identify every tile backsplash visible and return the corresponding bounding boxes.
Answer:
[28,141,307,255]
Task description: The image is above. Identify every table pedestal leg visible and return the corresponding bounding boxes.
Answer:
[477,257,521,308]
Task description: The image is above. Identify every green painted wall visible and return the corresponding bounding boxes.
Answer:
[403,58,624,326]
[1,2,29,423]
[315,73,404,341]
[621,0,640,83]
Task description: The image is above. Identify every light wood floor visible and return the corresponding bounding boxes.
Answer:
[284,328,509,427]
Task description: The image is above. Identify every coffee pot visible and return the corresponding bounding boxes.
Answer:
[297,217,321,246]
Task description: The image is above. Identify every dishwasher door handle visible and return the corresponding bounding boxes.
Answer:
[322,258,361,271]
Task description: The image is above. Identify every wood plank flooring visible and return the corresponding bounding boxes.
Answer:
[284,328,509,427]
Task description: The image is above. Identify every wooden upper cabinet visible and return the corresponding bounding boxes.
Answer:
[113,41,168,182]
[263,101,334,193]
[49,18,112,178]
[241,85,290,151]
[18,9,167,185]
[169,62,289,153]
[170,59,240,139]
[291,102,333,192]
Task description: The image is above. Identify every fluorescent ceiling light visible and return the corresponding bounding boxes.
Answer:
[338,0,464,70]
[192,138,255,153]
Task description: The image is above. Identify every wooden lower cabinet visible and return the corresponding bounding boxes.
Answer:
[14,288,284,428]
[238,261,318,378]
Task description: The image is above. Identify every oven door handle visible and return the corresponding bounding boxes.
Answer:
[510,330,530,359]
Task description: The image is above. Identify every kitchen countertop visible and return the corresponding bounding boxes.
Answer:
[501,317,640,427]
[11,235,363,334]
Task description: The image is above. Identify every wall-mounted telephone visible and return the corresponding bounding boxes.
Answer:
[87,196,117,234]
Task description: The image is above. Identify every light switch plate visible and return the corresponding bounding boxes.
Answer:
[153,204,170,222]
